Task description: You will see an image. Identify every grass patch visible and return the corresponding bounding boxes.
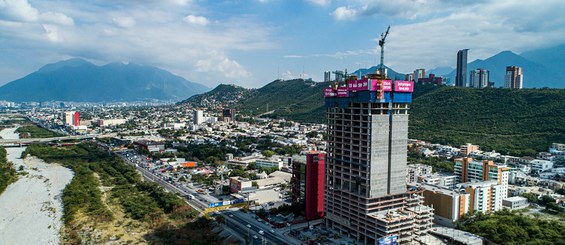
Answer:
[0,146,18,195]
[16,125,64,138]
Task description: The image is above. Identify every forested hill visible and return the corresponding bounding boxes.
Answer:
[237,79,329,122]
[410,85,565,155]
[183,79,565,156]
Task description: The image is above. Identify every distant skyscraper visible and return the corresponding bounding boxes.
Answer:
[324,71,332,82]
[222,108,235,122]
[456,49,469,87]
[413,68,425,83]
[64,111,80,126]
[405,73,414,82]
[505,66,523,89]
[193,110,204,125]
[470,68,489,88]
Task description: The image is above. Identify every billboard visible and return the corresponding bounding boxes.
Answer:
[208,202,223,208]
[378,236,398,245]
[394,81,414,92]
[371,80,392,92]
[324,88,336,97]
[337,87,349,97]
[347,78,369,92]
[231,198,244,204]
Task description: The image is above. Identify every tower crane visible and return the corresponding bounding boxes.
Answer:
[378,26,390,79]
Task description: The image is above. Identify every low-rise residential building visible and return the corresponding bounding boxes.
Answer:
[134,140,165,152]
[419,174,457,189]
[551,143,565,152]
[413,183,470,227]
[98,118,127,127]
[460,143,479,156]
[454,158,509,199]
[229,176,253,193]
[531,159,554,173]
[459,181,506,213]
[407,164,433,183]
[255,158,284,170]
[502,196,529,210]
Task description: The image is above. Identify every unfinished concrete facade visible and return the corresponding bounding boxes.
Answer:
[324,100,421,243]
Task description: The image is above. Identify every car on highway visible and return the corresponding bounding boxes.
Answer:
[247,224,251,228]
[258,230,264,235]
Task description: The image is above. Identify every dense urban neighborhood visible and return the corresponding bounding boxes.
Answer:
[1,77,564,244]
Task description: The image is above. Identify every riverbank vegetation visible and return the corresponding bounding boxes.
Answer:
[0,146,18,195]
[24,142,220,244]
[16,125,63,138]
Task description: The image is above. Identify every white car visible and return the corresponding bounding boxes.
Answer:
[259,230,264,235]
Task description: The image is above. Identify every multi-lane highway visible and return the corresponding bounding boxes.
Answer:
[97,143,303,245]
[113,149,209,212]
[220,210,291,245]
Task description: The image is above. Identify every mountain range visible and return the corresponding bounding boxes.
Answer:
[353,44,565,89]
[434,44,565,88]
[0,59,209,102]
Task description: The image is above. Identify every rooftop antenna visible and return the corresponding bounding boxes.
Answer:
[378,25,390,79]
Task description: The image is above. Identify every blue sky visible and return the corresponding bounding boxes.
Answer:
[1,0,565,88]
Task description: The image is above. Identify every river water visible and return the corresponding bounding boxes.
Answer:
[0,127,74,244]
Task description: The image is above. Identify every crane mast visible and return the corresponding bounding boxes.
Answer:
[378,26,390,79]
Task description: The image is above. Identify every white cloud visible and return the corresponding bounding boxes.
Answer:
[41,12,74,25]
[332,6,357,21]
[0,0,74,26]
[112,16,135,28]
[183,14,209,25]
[0,0,39,22]
[331,0,486,21]
[169,0,191,6]
[42,24,62,42]
[196,51,251,78]
[306,0,331,7]
[383,0,565,72]
[283,55,304,58]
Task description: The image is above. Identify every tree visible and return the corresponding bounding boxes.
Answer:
[546,202,564,212]
[246,162,257,170]
[262,150,275,158]
[522,193,538,203]
[539,195,556,206]
[215,215,225,226]
[205,156,219,165]
[252,181,258,188]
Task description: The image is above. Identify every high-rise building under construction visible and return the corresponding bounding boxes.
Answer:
[323,73,433,244]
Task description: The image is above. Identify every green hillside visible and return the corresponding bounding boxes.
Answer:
[237,79,329,121]
[183,80,565,156]
[179,83,253,108]
[410,86,565,155]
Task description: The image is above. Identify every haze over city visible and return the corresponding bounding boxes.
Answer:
[2,0,565,87]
